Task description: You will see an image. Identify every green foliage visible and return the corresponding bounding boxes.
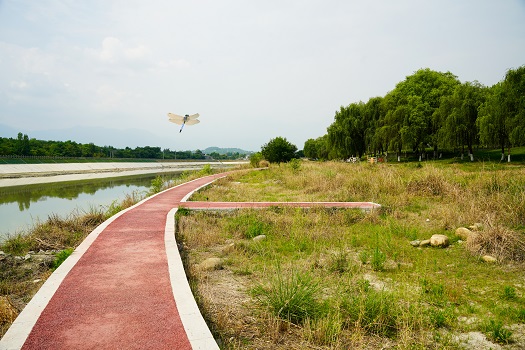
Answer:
[149,175,165,194]
[176,207,191,216]
[261,136,298,164]
[252,268,324,324]
[289,158,301,172]
[0,132,209,160]
[52,248,74,270]
[305,65,525,162]
[199,164,213,176]
[482,319,513,344]
[249,152,263,167]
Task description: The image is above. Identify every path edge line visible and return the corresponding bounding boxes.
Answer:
[164,175,226,350]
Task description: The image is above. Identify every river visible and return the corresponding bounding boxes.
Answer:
[0,172,183,242]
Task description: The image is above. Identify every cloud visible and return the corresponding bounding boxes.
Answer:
[95,36,151,64]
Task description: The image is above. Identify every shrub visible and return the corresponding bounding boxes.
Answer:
[199,164,213,176]
[289,158,301,172]
[249,152,263,168]
[149,175,165,194]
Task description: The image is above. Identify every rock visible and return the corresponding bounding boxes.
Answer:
[456,227,473,240]
[252,235,266,243]
[420,239,431,247]
[481,255,497,263]
[410,240,421,247]
[197,257,223,271]
[24,254,31,260]
[430,234,449,248]
[469,223,483,231]
[0,251,5,255]
[221,242,235,254]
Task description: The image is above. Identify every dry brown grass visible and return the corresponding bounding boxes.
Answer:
[179,161,525,349]
[466,218,525,262]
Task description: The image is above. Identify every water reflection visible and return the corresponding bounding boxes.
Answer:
[0,172,182,240]
[0,175,160,211]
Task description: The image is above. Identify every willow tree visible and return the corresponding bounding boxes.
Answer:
[439,81,487,160]
[386,69,460,159]
[504,66,525,151]
[478,66,525,161]
[327,103,366,159]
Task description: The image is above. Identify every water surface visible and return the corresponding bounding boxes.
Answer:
[0,173,181,241]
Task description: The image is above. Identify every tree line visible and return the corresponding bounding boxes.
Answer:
[0,133,208,160]
[304,66,525,162]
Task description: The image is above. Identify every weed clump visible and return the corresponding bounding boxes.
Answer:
[466,222,525,262]
[482,319,513,344]
[52,248,74,270]
[252,268,324,325]
[340,280,399,338]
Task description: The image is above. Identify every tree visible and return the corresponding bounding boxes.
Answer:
[504,65,525,149]
[439,81,487,160]
[478,83,511,160]
[261,137,297,163]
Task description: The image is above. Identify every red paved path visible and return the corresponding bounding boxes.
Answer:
[1,172,380,350]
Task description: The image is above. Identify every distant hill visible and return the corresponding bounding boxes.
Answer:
[204,147,253,155]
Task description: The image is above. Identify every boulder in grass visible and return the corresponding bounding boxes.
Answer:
[481,255,497,263]
[455,227,473,240]
[430,234,450,248]
[253,235,266,243]
[469,223,483,231]
[221,242,235,254]
[410,240,421,247]
[420,239,431,247]
[197,258,223,271]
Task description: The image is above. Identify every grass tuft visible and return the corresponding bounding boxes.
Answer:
[252,267,324,325]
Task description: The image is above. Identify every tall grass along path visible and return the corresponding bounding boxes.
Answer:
[0,171,380,350]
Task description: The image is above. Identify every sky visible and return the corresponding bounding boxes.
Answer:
[0,1,524,152]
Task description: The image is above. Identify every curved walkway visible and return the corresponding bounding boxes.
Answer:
[0,172,380,350]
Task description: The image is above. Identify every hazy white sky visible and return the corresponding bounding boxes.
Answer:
[1,0,524,151]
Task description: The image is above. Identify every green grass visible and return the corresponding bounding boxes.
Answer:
[177,161,525,349]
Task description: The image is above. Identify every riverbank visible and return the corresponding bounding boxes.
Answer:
[0,161,247,187]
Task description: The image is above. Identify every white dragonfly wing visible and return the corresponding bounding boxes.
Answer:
[167,112,184,125]
[185,119,200,126]
[187,113,200,120]
[169,118,184,125]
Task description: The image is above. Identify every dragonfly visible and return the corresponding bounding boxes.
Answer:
[167,113,200,133]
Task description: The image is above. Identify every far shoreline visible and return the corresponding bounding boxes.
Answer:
[0,161,247,188]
